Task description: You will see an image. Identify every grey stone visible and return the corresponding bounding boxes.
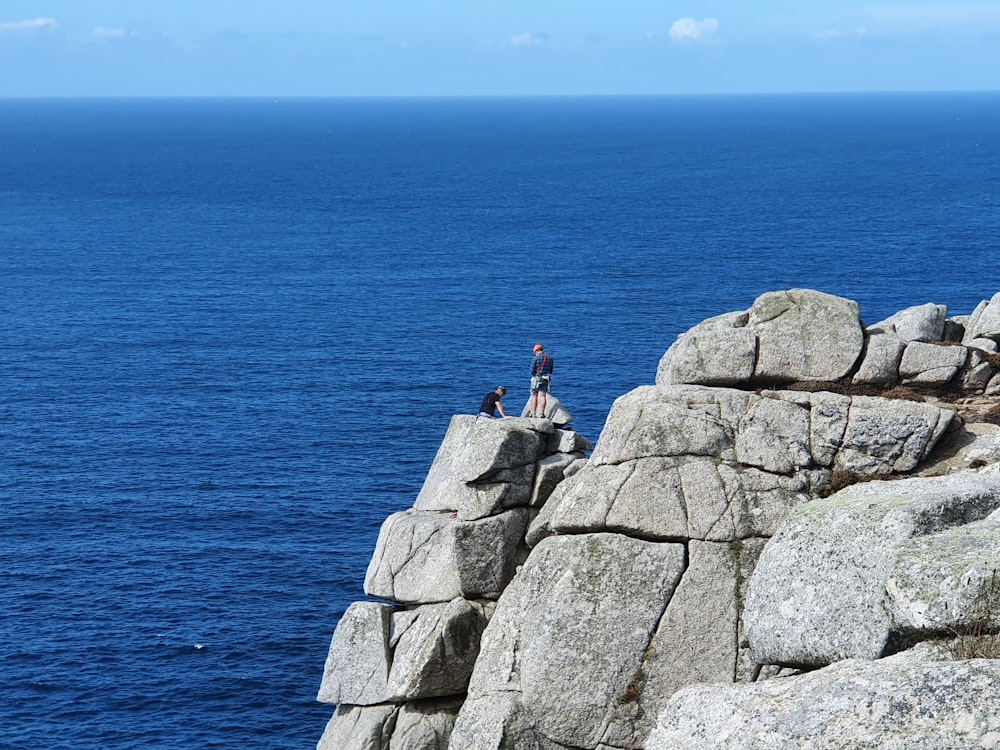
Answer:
[899,341,967,385]
[414,415,543,521]
[590,386,741,466]
[387,599,492,701]
[364,508,532,604]
[868,303,947,342]
[734,395,812,474]
[748,289,863,382]
[562,456,588,478]
[544,428,594,455]
[452,533,685,749]
[852,333,906,386]
[318,699,464,750]
[835,395,953,475]
[656,290,865,386]
[601,540,762,748]
[942,317,966,343]
[528,452,578,507]
[656,312,757,386]
[886,510,1000,632]
[918,421,1000,476]
[964,292,1000,343]
[318,601,393,705]
[743,472,1000,666]
[647,650,1000,750]
[969,337,999,353]
[960,349,995,391]
[540,386,950,543]
[317,704,397,750]
[389,699,463,750]
[808,390,851,466]
[518,393,574,426]
[318,599,492,705]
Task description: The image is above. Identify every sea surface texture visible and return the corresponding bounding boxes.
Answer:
[1,94,998,749]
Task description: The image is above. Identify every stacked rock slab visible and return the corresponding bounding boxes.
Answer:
[646,646,1000,750]
[318,288,1000,749]
[316,410,592,750]
[448,290,967,749]
[656,288,998,393]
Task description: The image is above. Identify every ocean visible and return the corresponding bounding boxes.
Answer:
[1,93,998,749]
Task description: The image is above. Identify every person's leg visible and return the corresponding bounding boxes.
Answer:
[530,390,538,416]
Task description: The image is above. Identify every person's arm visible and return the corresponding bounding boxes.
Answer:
[497,399,508,418]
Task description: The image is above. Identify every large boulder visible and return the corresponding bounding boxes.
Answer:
[449,533,686,749]
[317,698,463,750]
[518,393,574,426]
[743,471,1000,666]
[318,599,492,705]
[852,332,906,386]
[899,341,968,386]
[646,649,1000,750]
[886,508,1000,632]
[868,303,948,343]
[963,292,1000,344]
[834,395,953,474]
[364,508,532,604]
[657,289,864,386]
[318,703,396,750]
[414,415,546,521]
[530,385,953,545]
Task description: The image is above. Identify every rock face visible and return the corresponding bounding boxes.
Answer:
[316,413,589,749]
[316,289,1000,750]
[743,472,1000,666]
[451,534,686,749]
[656,289,864,386]
[646,648,1000,750]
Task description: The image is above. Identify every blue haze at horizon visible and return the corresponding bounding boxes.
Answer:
[1,93,998,749]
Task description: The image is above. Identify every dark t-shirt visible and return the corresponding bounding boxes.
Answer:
[479,391,503,416]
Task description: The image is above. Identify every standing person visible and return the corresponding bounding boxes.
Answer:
[530,344,554,417]
[479,386,508,418]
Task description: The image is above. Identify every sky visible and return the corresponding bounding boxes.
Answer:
[1,1,999,96]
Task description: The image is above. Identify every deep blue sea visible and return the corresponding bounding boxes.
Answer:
[1,93,998,749]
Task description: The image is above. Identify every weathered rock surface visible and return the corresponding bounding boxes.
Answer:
[531,385,952,545]
[899,341,968,385]
[646,649,1000,750]
[886,508,1000,632]
[743,471,1000,666]
[364,508,532,604]
[518,393,574,426]
[964,291,1000,344]
[318,599,492,706]
[318,699,463,750]
[316,289,1000,750]
[657,289,864,386]
[852,332,906,386]
[414,415,547,521]
[449,533,686,749]
[869,303,948,343]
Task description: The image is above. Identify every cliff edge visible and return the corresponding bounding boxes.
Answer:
[317,289,1000,750]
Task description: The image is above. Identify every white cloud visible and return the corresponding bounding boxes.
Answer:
[814,3,1000,43]
[669,17,719,44]
[0,17,57,32]
[862,3,1000,30]
[506,32,549,48]
[479,32,551,50]
[92,26,133,41]
[813,26,869,41]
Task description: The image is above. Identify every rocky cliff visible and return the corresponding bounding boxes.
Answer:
[316,289,1000,750]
